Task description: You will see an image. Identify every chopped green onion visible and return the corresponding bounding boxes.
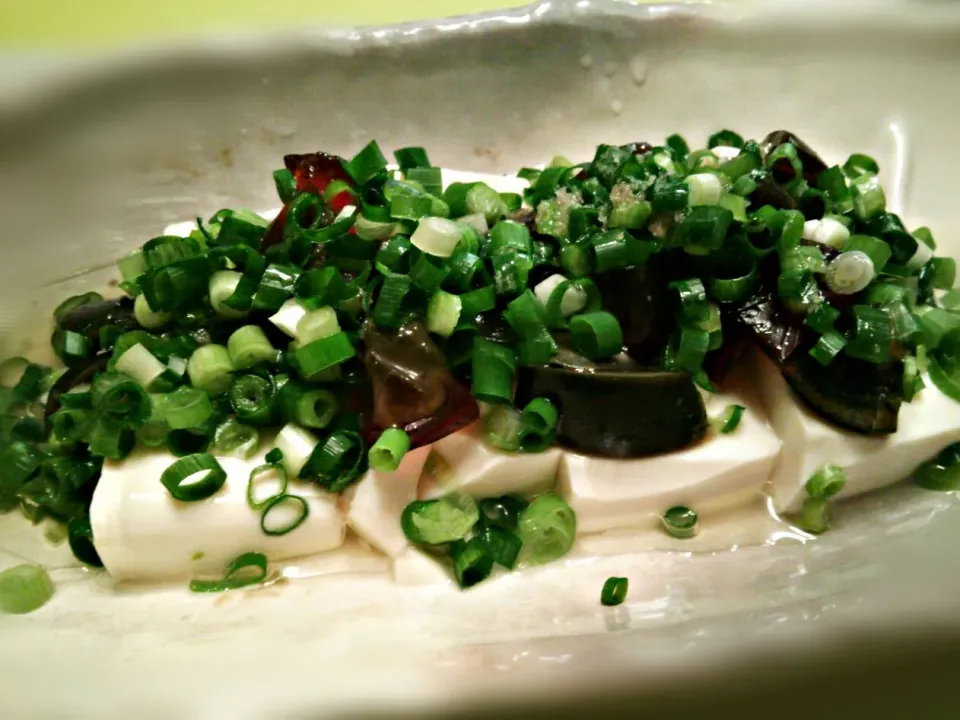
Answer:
[115,343,172,391]
[426,290,462,338]
[675,205,733,253]
[226,326,277,369]
[395,146,431,171]
[133,293,173,330]
[793,497,830,535]
[210,419,257,459]
[466,183,509,224]
[260,493,310,536]
[917,307,960,350]
[479,525,522,570]
[0,564,55,615]
[662,506,698,539]
[712,404,745,434]
[273,168,297,203]
[517,493,576,566]
[484,405,524,452]
[266,447,283,464]
[118,252,147,282]
[843,234,890,272]
[708,130,744,149]
[280,382,339,429]
[685,173,723,206]
[162,387,214,430]
[824,251,875,295]
[189,552,269,593]
[569,312,623,360]
[450,537,494,589]
[229,374,276,425]
[472,339,517,405]
[845,306,893,364]
[247,460,288,510]
[187,344,234,395]
[160,453,227,502]
[303,429,365,492]
[67,516,103,567]
[411,217,463,258]
[406,166,442,196]
[88,418,136,460]
[850,172,886,220]
[401,493,479,545]
[389,194,433,220]
[294,332,355,380]
[913,443,960,491]
[207,271,248,319]
[91,371,151,428]
[805,464,847,501]
[608,198,652,229]
[478,495,528,532]
[345,140,387,184]
[368,428,410,473]
[517,397,559,452]
[843,153,879,179]
[765,143,802,184]
[459,285,497,317]
[929,257,956,290]
[295,307,341,346]
[274,423,320,477]
[600,576,628,607]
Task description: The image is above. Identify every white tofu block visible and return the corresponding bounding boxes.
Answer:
[391,547,454,587]
[90,447,345,581]
[751,351,960,512]
[425,421,561,499]
[558,388,782,533]
[343,446,431,558]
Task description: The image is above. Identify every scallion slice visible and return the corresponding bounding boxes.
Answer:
[793,497,830,535]
[479,525,522,570]
[662,506,698,538]
[426,290,462,338]
[189,552,269,593]
[913,443,960,491]
[160,453,228,502]
[213,419,260,459]
[229,374,276,425]
[345,140,387,184]
[294,332,355,380]
[517,397,559,452]
[410,217,462,258]
[246,462,288,510]
[133,293,173,330]
[824,251,875,295]
[600,576,628,607]
[260,494,310,536]
[274,423,320,477]
[401,493,479,545]
[227,326,277,370]
[569,312,623,361]
[471,339,517,405]
[187,344,234,395]
[484,405,524,452]
[805,464,847,501]
[712,404,745,434]
[303,429,365,492]
[450,537,494,589]
[162,386,214,430]
[517,493,576,566]
[368,428,411,473]
[0,564,55,615]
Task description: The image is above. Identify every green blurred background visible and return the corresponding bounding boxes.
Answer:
[0,0,547,48]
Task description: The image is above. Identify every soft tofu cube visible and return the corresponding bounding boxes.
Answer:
[558,389,781,533]
[343,446,431,558]
[90,447,345,581]
[751,351,960,512]
[424,421,561,499]
[392,547,454,587]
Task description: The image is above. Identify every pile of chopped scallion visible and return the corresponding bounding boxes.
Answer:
[2,129,960,611]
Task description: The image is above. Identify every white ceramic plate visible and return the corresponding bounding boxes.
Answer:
[3,1,960,716]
